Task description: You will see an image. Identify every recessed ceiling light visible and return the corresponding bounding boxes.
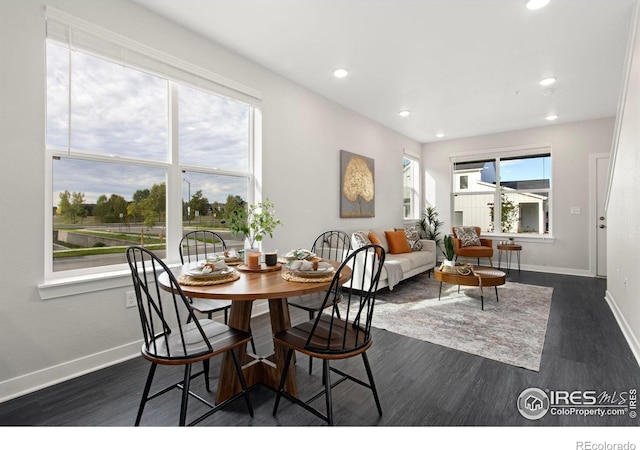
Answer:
[398,110,411,117]
[333,68,349,78]
[539,77,557,86]
[546,114,558,121]
[526,0,550,10]
[436,132,445,138]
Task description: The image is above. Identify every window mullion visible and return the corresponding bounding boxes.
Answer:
[166,82,182,262]
[495,157,502,234]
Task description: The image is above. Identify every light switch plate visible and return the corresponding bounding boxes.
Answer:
[570,207,581,215]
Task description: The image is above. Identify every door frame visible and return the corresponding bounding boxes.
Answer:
[589,152,610,278]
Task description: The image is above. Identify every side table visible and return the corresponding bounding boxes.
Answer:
[497,243,522,273]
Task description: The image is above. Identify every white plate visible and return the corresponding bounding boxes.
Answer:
[290,267,334,278]
[186,267,234,278]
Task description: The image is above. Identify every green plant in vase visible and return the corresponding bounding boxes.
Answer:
[227,198,283,250]
[443,234,456,267]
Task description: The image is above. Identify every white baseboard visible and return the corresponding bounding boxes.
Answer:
[0,341,140,404]
[516,263,593,277]
[605,290,640,368]
[0,305,271,404]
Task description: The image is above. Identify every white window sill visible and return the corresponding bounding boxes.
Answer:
[38,263,181,300]
[483,234,555,244]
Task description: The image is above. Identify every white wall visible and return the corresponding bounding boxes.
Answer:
[0,0,421,401]
[606,2,640,364]
[422,117,615,275]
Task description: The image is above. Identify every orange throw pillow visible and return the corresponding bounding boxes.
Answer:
[367,232,383,257]
[385,230,411,254]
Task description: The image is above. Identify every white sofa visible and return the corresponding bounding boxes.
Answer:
[348,228,437,292]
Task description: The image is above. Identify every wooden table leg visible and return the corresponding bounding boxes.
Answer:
[268,298,298,398]
[216,298,299,403]
[216,300,254,404]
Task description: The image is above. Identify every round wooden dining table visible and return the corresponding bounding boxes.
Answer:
[158,261,351,404]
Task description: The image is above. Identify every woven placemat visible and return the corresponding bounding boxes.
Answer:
[178,271,240,286]
[281,271,333,283]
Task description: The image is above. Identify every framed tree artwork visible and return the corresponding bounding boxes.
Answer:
[340,150,375,218]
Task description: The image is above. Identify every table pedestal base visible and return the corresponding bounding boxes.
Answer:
[216,298,298,404]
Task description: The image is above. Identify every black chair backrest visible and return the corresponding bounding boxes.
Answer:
[310,230,352,263]
[179,230,227,264]
[305,244,385,354]
[126,246,212,360]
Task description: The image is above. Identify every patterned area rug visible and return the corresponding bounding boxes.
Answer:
[371,273,553,371]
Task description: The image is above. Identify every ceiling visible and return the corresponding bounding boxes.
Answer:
[132,0,636,143]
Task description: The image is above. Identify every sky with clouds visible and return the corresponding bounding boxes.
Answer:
[47,41,250,206]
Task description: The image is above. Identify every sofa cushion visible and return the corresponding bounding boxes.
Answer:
[386,251,434,272]
[367,232,384,257]
[367,232,383,246]
[454,226,481,247]
[385,230,412,254]
[352,231,371,249]
[405,250,435,269]
[369,229,390,253]
[399,226,423,251]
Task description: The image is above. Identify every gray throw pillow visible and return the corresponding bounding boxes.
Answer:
[401,226,423,251]
[454,226,481,247]
[352,231,371,250]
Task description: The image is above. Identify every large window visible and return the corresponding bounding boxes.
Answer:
[45,17,259,277]
[403,156,420,220]
[452,151,551,236]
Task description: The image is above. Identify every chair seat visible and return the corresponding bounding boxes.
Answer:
[287,291,342,314]
[274,315,371,359]
[189,298,232,314]
[455,246,493,257]
[143,319,251,362]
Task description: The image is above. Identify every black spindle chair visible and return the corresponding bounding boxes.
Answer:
[179,230,232,324]
[126,246,253,426]
[273,244,385,426]
[287,230,352,374]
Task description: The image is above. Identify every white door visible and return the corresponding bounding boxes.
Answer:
[596,155,609,277]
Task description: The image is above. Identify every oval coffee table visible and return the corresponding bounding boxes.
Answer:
[433,266,506,310]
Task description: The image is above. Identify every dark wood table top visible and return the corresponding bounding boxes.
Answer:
[159,260,351,301]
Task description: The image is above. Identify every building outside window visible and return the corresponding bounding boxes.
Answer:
[452,151,551,236]
[45,15,259,278]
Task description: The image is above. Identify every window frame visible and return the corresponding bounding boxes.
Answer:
[41,8,261,289]
[402,154,421,221]
[450,145,552,239]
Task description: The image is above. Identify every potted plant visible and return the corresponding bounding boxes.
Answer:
[227,198,283,250]
[443,234,456,267]
[418,205,444,255]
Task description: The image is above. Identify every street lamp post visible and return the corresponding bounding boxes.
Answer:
[184,177,191,224]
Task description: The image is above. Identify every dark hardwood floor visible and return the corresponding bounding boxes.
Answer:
[1,271,638,429]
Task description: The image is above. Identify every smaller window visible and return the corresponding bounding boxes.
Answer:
[451,151,551,236]
[403,156,420,220]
